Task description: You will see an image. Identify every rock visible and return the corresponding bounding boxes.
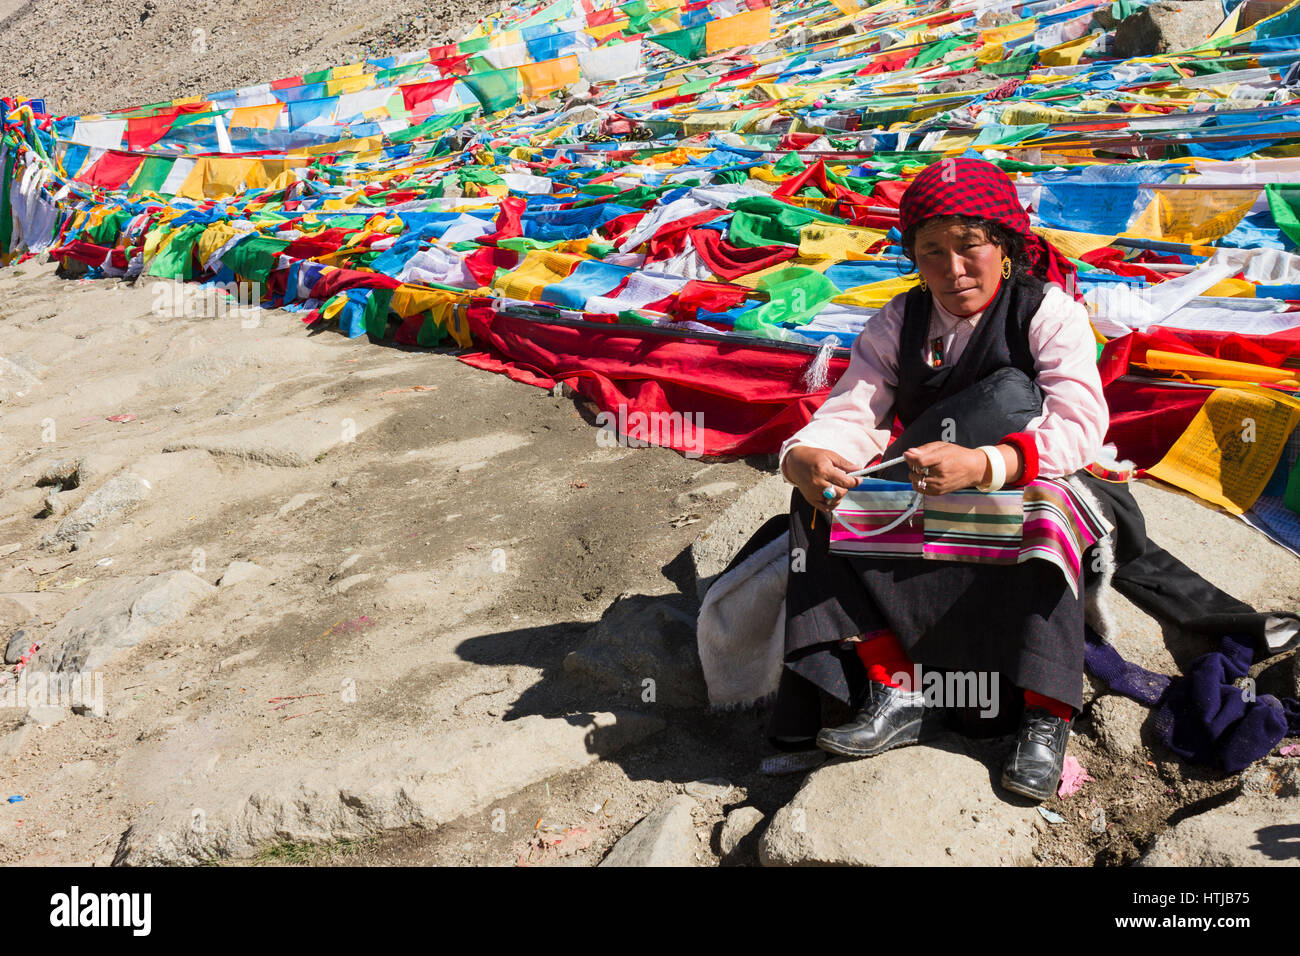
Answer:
[115,710,665,864]
[42,492,67,517]
[70,533,93,552]
[36,457,86,489]
[673,481,739,508]
[45,571,217,672]
[1090,694,1151,759]
[277,493,320,517]
[26,705,69,726]
[4,629,28,665]
[563,592,706,708]
[0,543,19,557]
[58,759,98,781]
[691,474,791,600]
[331,573,372,595]
[759,736,1040,865]
[39,472,151,549]
[0,725,30,758]
[720,806,765,862]
[218,561,270,587]
[1137,760,1300,866]
[935,73,1000,95]
[977,10,1021,27]
[162,407,386,467]
[599,795,699,867]
[684,778,732,801]
[331,554,362,579]
[1113,1,1225,57]
[0,355,41,393]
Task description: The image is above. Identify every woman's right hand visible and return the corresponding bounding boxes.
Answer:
[782,445,860,513]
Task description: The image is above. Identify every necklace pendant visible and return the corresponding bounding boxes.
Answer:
[929,335,945,368]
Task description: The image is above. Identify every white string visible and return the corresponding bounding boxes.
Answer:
[846,455,907,479]
[831,489,922,539]
[826,455,923,539]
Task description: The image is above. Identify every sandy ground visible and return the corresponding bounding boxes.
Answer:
[0,260,810,865]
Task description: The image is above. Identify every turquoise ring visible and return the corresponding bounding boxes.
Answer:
[822,488,835,500]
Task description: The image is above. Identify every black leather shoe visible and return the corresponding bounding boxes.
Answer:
[815,681,935,758]
[1001,707,1070,802]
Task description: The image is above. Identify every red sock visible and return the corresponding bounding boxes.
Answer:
[854,630,913,688]
[1024,690,1072,721]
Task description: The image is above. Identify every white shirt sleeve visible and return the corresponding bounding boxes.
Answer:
[778,294,905,481]
[1023,284,1109,477]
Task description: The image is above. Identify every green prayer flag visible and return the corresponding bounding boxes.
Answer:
[221,235,291,284]
[745,267,839,327]
[1266,184,1300,246]
[727,195,844,248]
[648,25,707,61]
[132,155,174,195]
[364,287,395,340]
[417,310,449,347]
[1284,455,1300,515]
[147,222,207,281]
[0,145,13,254]
[912,37,963,67]
[461,68,522,115]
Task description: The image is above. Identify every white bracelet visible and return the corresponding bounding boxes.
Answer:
[976,446,1007,492]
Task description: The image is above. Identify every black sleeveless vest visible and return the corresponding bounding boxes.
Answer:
[894,273,1044,428]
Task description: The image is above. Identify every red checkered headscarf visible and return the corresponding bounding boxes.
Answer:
[898,157,1078,297]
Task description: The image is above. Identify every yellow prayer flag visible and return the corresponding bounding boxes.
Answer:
[798,223,888,259]
[832,275,921,308]
[705,8,771,54]
[1031,226,1118,259]
[1038,32,1100,67]
[585,22,626,41]
[326,73,374,97]
[1123,188,1259,243]
[493,250,585,301]
[519,55,582,98]
[982,20,1037,44]
[1146,387,1300,513]
[229,103,284,129]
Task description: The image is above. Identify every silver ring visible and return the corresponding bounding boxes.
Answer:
[917,478,928,493]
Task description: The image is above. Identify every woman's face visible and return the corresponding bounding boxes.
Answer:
[912,219,1005,315]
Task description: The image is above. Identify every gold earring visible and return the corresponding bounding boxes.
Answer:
[1001,256,1012,279]
[918,275,927,292]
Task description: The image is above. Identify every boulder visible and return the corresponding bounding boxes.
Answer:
[39,472,151,549]
[720,806,765,863]
[1137,760,1300,866]
[599,795,699,867]
[115,710,665,865]
[760,735,1041,865]
[1090,694,1152,760]
[563,592,706,708]
[218,561,270,588]
[1113,1,1226,58]
[45,571,217,672]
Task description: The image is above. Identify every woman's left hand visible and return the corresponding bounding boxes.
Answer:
[902,442,988,496]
